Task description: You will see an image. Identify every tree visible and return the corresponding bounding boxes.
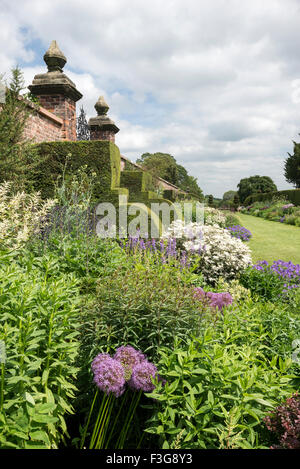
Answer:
[222,190,237,201]
[136,152,178,185]
[237,175,277,204]
[0,66,40,189]
[284,142,300,188]
[136,152,203,199]
[76,106,90,141]
[176,164,203,199]
[208,194,214,207]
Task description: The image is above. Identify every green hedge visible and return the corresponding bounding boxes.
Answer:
[244,189,300,206]
[29,140,125,204]
[28,141,176,236]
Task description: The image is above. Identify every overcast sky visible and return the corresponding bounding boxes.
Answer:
[1,0,300,197]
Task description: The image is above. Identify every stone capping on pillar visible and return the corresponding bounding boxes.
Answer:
[89,96,119,143]
[28,40,82,102]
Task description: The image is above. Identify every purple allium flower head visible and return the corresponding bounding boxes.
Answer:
[113,345,146,380]
[91,353,111,375]
[193,288,233,311]
[129,360,158,392]
[92,354,126,397]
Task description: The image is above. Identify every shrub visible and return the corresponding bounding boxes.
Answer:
[0,248,81,448]
[0,182,55,249]
[162,220,252,284]
[216,278,251,304]
[240,260,300,302]
[285,215,296,225]
[224,213,240,227]
[264,393,300,449]
[204,207,226,227]
[225,225,252,242]
[79,262,209,365]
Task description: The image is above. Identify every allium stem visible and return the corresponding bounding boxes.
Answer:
[104,388,129,449]
[80,388,98,449]
[89,391,109,448]
[117,389,142,449]
[95,392,114,449]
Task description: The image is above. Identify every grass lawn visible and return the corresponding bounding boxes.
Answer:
[237,213,300,265]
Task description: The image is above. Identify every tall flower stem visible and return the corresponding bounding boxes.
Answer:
[80,388,98,449]
[104,388,129,449]
[89,391,109,448]
[94,393,114,449]
[117,390,142,449]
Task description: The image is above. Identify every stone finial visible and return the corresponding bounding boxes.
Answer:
[95,96,109,116]
[89,95,119,142]
[28,40,82,103]
[43,40,67,72]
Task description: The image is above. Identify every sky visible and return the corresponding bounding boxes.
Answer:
[1,0,300,197]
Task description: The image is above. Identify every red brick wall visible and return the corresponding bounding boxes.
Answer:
[23,105,63,142]
[37,95,76,141]
[90,128,115,143]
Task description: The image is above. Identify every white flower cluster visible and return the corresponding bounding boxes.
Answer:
[204,207,227,227]
[0,182,56,249]
[162,220,252,284]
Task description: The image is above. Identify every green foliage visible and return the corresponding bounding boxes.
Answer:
[241,197,300,225]
[0,67,41,190]
[136,152,178,185]
[224,212,240,227]
[223,191,237,202]
[28,140,123,202]
[78,261,209,368]
[136,152,203,200]
[284,141,300,188]
[244,189,300,206]
[239,266,286,303]
[0,248,81,448]
[208,195,214,207]
[144,314,297,449]
[237,175,277,204]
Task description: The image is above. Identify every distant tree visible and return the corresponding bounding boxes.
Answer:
[136,152,203,199]
[237,175,277,204]
[76,106,90,141]
[222,190,237,201]
[176,164,203,199]
[136,152,178,185]
[233,194,239,210]
[0,66,40,189]
[208,194,214,207]
[284,142,300,188]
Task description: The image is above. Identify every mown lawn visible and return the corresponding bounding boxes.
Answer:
[237,213,300,265]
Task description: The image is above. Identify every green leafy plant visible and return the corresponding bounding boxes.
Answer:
[0,248,81,448]
[144,332,296,449]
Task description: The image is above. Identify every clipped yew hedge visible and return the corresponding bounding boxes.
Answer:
[244,189,300,206]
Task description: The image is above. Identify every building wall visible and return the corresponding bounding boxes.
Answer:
[23,105,63,142]
[36,95,76,141]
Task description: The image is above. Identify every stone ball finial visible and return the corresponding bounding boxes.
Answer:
[95,96,109,116]
[43,40,67,72]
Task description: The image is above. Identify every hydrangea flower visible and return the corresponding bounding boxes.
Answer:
[92,354,126,397]
[113,345,146,380]
[129,360,158,392]
[162,220,252,284]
